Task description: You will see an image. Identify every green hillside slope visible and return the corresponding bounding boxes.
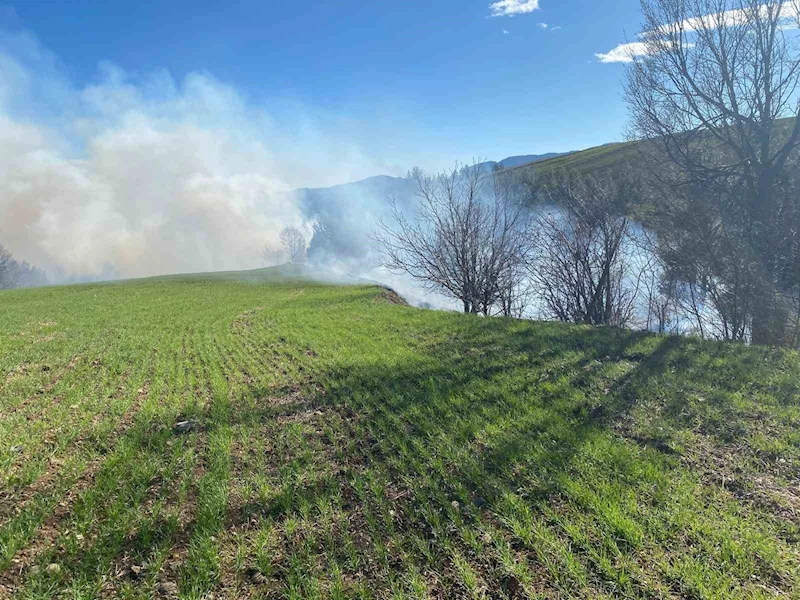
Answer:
[510,116,798,181]
[507,142,640,178]
[1,273,799,598]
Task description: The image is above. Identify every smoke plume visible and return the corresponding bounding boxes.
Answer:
[0,28,409,283]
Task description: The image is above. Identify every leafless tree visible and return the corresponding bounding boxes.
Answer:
[262,246,282,266]
[279,226,307,265]
[625,0,800,345]
[0,244,14,289]
[375,162,532,315]
[638,235,677,334]
[0,244,46,290]
[528,171,642,327]
[633,205,740,340]
[13,261,46,288]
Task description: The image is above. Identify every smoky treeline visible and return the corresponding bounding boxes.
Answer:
[0,244,47,291]
[374,164,653,325]
[377,0,800,348]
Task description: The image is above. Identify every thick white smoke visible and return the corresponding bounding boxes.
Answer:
[0,30,402,281]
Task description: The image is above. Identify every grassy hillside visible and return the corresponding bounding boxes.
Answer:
[506,142,640,179]
[509,116,798,181]
[1,269,799,599]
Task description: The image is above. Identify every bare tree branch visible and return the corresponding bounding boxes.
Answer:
[374,161,533,315]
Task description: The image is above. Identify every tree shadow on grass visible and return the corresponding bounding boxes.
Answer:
[301,320,674,504]
[285,322,800,596]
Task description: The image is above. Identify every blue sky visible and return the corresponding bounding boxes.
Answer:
[4,0,643,165]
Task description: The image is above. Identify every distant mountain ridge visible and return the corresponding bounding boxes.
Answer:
[472,152,571,174]
[293,151,572,198]
[497,152,567,168]
[288,150,577,265]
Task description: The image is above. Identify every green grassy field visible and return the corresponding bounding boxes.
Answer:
[1,267,799,599]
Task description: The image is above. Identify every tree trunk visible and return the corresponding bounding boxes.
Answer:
[751,288,786,346]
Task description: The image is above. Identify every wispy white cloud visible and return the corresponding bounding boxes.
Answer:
[489,0,540,17]
[503,29,511,34]
[657,1,799,34]
[550,25,562,31]
[597,2,798,64]
[537,22,548,29]
[595,41,651,63]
